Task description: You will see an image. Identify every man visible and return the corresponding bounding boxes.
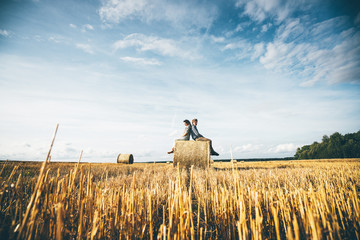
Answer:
[167,119,192,154]
[191,118,219,156]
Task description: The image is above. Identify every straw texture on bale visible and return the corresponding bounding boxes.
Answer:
[173,140,210,168]
[117,154,134,164]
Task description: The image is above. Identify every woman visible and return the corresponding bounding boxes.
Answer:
[167,119,191,154]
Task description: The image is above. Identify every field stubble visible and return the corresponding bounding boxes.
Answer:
[0,159,359,239]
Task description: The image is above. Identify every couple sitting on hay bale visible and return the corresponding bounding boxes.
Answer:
[167,118,219,156]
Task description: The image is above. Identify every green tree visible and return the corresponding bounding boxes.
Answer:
[294,130,360,159]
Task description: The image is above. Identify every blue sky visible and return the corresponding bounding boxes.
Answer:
[0,0,359,162]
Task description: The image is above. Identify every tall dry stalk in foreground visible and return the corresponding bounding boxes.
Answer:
[0,159,359,239]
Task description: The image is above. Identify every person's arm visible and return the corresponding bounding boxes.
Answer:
[182,126,190,137]
[192,126,198,136]
[190,126,195,140]
[193,125,204,138]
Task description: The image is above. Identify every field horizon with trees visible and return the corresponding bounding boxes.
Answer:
[294,130,360,160]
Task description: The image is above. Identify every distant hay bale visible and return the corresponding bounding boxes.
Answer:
[173,141,210,168]
[117,154,134,164]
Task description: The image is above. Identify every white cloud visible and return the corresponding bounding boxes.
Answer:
[242,1,267,22]
[261,23,272,32]
[75,43,94,54]
[215,13,359,86]
[225,22,252,37]
[99,0,217,30]
[48,35,68,44]
[113,33,198,59]
[70,23,94,32]
[268,143,297,154]
[252,42,265,60]
[252,14,360,86]
[224,43,253,60]
[84,24,94,30]
[99,0,147,22]
[259,28,360,86]
[236,0,309,23]
[233,144,263,153]
[309,16,348,45]
[120,56,161,65]
[235,24,245,32]
[275,18,304,42]
[82,24,94,32]
[223,39,251,51]
[211,36,225,43]
[0,29,10,37]
[223,39,266,62]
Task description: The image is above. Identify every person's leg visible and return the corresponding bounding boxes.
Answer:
[168,139,187,154]
[196,137,219,155]
[195,137,209,141]
[167,146,174,154]
[167,140,177,154]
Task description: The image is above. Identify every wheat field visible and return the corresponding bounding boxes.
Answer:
[0,159,359,239]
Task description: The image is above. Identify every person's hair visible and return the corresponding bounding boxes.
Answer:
[192,118,198,123]
[183,119,191,125]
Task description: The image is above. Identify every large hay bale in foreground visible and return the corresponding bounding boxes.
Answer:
[173,141,210,168]
[117,154,134,164]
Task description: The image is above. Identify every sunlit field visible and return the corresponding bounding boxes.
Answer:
[0,159,359,239]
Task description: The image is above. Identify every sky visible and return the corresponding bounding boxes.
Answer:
[0,0,359,163]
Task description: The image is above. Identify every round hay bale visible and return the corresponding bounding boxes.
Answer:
[117,154,134,164]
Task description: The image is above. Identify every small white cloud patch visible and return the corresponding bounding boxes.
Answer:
[82,24,94,32]
[268,143,297,154]
[0,29,10,37]
[233,144,262,153]
[75,43,94,54]
[120,56,161,65]
[113,33,198,59]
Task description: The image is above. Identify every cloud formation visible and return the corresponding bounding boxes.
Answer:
[120,56,162,65]
[235,0,310,23]
[113,33,198,59]
[75,43,94,54]
[222,7,360,86]
[234,144,263,153]
[82,24,94,32]
[99,0,217,30]
[268,143,297,154]
[259,27,360,85]
[0,29,10,37]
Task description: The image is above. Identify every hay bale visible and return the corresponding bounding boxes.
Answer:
[173,141,210,168]
[117,154,134,164]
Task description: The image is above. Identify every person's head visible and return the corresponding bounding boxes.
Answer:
[183,119,191,126]
[192,118,198,126]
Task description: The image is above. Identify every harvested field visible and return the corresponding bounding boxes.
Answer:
[0,159,359,239]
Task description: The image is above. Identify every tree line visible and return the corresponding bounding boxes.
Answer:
[294,130,360,159]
